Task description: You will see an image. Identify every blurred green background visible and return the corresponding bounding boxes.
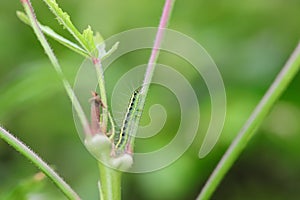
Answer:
[1,0,300,199]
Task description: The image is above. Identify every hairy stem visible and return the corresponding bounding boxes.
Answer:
[142,0,175,94]
[20,0,90,135]
[127,0,175,151]
[197,42,300,200]
[0,126,81,200]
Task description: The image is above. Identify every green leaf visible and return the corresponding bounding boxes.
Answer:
[41,0,92,53]
[17,11,89,57]
[16,10,30,24]
[17,11,117,60]
[82,26,96,55]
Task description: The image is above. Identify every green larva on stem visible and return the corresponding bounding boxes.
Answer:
[115,87,142,150]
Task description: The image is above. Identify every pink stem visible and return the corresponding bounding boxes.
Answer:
[142,0,174,93]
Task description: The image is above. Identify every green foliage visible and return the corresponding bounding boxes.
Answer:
[16,11,89,57]
[41,0,92,53]
[197,42,300,200]
[82,26,96,53]
[1,0,300,200]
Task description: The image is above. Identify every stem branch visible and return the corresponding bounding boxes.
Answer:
[0,126,81,200]
[129,0,175,149]
[141,0,175,94]
[21,0,90,135]
[197,42,300,200]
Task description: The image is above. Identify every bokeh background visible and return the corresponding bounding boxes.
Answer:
[1,0,300,199]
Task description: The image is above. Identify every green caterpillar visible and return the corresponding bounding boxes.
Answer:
[115,87,142,150]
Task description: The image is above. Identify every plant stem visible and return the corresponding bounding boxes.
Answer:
[0,126,81,200]
[98,162,122,200]
[20,0,90,135]
[197,42,300,200]
[34,0,108,128]
[141,0,175,94]
[127,0,175,150]
[93,58,108,133]
[97,1,176,199]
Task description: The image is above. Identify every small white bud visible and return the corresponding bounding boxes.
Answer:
[84,134,111,160]
[111,153,133,171]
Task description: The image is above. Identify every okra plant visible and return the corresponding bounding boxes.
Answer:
[0,0,299,199]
